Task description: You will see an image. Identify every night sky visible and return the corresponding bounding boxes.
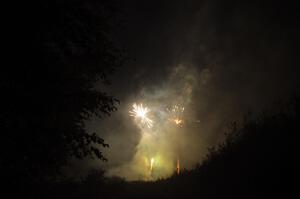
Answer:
[64,0,300,180]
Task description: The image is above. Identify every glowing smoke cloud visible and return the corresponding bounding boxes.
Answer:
[106,64,201,181]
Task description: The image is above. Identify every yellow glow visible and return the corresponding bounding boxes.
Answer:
[150,158,154,170]
[150,157,154,174]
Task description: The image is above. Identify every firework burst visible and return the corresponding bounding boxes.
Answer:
[167,105,185,127]
[129,103,153,128]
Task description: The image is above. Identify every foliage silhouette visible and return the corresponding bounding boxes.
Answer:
[1,0,125,187]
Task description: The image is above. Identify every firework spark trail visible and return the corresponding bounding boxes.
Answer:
[150,158,154,173]
[129,103,153,128]
[176,157,180,175]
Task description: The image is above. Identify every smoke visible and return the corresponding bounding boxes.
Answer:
[103,64,204,180]
[67,0,300,181]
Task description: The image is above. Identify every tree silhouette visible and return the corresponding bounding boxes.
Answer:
[1,0,125,185]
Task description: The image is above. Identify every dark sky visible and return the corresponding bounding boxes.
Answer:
[68,0,300,180]
[111,0,300,103]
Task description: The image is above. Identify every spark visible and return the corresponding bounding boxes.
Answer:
[129,103,153,128]
[167,105,185,127]
[170,105,185,114]
[176,157,180,175]
[174,118,183,126]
